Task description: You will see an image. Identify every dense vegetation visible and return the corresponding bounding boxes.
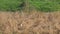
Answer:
[29,0,60,12]
[0,0,23,11]
[0,0,60,12]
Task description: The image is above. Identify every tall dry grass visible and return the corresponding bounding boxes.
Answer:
[0,11,60,34]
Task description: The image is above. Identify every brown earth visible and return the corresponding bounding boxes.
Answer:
[0,11,60,34]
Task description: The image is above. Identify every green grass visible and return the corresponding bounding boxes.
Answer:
[0,0,23,11]
[29,0,60,12]
[0,0,60,12]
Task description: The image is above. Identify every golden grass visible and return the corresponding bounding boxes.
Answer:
[0,11,60,34]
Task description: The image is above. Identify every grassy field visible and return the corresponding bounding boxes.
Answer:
[29,0,60,12]
[0,11,60,34]
[0,0,60,12]
[0,0,21,11]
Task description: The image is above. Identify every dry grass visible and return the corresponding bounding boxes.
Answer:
[0,11,60,34]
